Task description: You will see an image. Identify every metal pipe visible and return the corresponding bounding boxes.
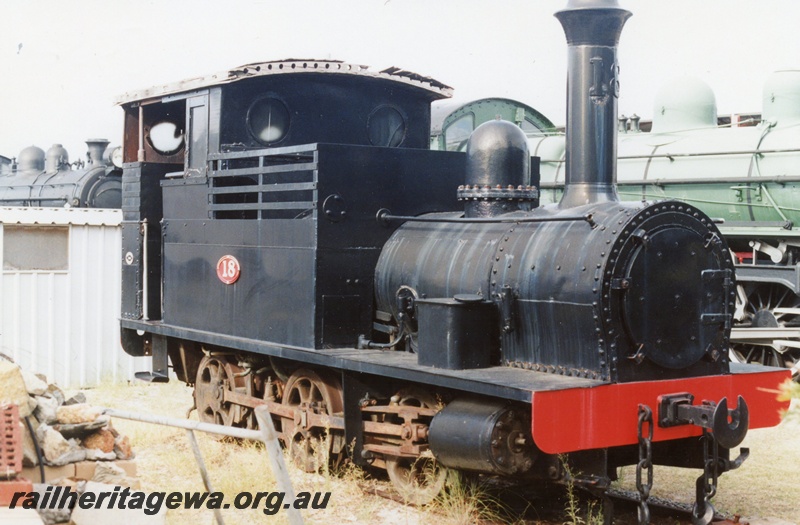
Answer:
[101,407,304,524]
[540,174,800,187]
[186,430,225,525]
[142,219,149,321]
[377,210,594,226]
[24,416,46,483]
[138,105,145,162]
[543,146,800,162]
[101,407,262,439]
[254,406,304,525]
[555,0,631,208]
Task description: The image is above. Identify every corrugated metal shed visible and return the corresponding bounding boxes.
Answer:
[0,207,150,387]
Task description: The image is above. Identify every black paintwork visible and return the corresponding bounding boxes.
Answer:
[159,143,464,348]
[115,2,758,499]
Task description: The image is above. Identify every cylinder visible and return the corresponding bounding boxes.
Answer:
[554,0,631,208]
[429,398,535,475]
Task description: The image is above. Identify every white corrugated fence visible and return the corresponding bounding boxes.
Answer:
[0,207,150,387]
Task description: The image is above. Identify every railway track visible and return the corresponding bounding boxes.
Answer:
[360,478,748,524]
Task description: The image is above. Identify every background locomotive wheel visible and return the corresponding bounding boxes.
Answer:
[731,283,800,379]
[194,356,247,427]
[384,388,447,505]
[280,368,344,472]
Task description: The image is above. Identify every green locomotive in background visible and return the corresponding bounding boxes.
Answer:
[433,70,800,378]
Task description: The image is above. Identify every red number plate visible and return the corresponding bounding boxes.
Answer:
[216,255,241,284]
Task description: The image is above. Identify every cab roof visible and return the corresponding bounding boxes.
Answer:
[116,59,453,105]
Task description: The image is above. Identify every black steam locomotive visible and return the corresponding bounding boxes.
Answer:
[118,1,789,521]
[0,140,122,208]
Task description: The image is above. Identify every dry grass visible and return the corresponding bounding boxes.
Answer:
[78,379,800,524]
[81,380,430,525]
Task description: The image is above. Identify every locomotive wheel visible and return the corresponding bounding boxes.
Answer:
[731,283,800,379]
[385,455,447,505]
[384,388,447,505]
[280,369,344,472]
[194,356,247,428]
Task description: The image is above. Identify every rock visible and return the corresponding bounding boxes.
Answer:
[21,370,48,396]
[38,506,72,525]
[36,424,86,466]
[91,463,140,489]
[64,392,87,406]
[45,384,65,406]
[74,460,136,480]
[21,418,39,467]
[34,395,60,425]
[82,428,115,453]
[53,416,110,439]
[30,484,72,525]
[85,449,117,461]
[56,403,103,424]
[56,477,82,491]
[0,361,32,417]
[114,435,135,460]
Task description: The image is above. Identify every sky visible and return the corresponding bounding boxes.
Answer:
[1,0,799,160]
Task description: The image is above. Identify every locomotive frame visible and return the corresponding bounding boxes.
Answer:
[117,2,790,523]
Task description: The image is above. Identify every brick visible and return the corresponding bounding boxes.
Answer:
[73,460,137,481]
[20,464,75,484]
[0,477,33,506]
[1,404,22,478]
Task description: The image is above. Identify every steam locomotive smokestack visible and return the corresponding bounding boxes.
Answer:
[555,0,631,208]
[86,139,110,166]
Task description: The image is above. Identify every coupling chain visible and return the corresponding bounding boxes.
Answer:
[692,428,720,525]
[701,428,719,500]
[636,404,654,525]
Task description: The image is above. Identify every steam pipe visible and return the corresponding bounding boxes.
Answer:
[555,0,631,208]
